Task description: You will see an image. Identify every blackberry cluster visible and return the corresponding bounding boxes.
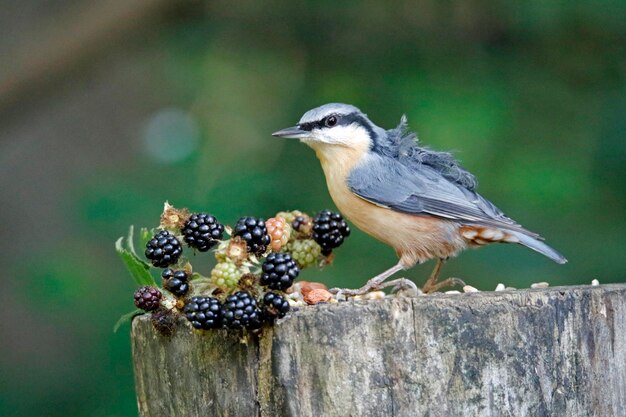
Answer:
[260,252,300,290]
[121,204,358,335]
[183,296,222,330]
[233,217,271,256]
[222,291,264,329]
[161,268,190,297]
[145,230,182,267]
[312,210,351,255]
[134,286,162,311]
[263,292,290,320]
[181,213,224,252]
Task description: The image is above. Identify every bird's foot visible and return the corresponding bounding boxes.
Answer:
[329,283,377,297]
[421,277,465,294]
[330,278,420,298]
[380,278,420,297]
[330,262,405,298]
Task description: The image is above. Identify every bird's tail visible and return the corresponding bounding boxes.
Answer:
[507,230,567,264]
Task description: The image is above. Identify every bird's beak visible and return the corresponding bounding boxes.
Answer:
[272,126,309,139]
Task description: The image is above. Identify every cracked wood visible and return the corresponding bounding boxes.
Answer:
[132,284,626,417]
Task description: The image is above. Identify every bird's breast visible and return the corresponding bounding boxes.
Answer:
[312,145,467,266]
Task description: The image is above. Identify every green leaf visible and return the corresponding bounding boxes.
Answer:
[115,236,156,287]
[139,227,152,251]
[127,225,138,258]
[113,309,144,333]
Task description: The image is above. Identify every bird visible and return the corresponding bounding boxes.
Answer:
[272,103,567,295]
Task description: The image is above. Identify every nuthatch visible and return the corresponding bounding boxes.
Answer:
[273,103,567,295]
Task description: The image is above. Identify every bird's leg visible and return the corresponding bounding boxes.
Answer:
[329,261,404,296]
[421,259,465,294]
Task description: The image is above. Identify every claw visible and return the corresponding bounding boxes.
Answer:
[329,261,405,297]
[329,259,466,298]
[329,286,371,297]
[379,278,420,297]
[422,277,465,294]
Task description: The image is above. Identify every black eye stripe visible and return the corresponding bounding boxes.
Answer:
[298,113,346,131]
[298,121,322,131]
[298,112,375,139]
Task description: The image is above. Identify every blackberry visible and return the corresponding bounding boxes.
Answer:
[222,291,264,330]
[181,213,224,252]
[134,286,162,311]
[260,252,300,290]
[275,210,303,225]
[288,239,322,268]
[145,230,183,267]
[312,210,351,255]
[161,268,190,297]
[292,214,312,237]
[263,292,290,320]
[210,260,242,290]
[183,296,222,330]
[266,217,291,252]
[233,217,271,256]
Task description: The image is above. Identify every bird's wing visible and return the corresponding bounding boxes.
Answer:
[347,154,541,238]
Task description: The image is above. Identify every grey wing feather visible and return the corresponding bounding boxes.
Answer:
[347,155,542,239]
[379,116,479,190]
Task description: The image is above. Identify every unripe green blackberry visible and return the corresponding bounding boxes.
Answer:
[233,216,271,256]
[210,260,242,289]
[222,291,264,330]
[134,286,162,311]
[145,230,183,267]
[260,252,300,290]
[183,296,222,330]
[161,268,190,297]
[288,239,322,268]
[181,213,224,252]
[263,292,290,320]
[312,210,350,255]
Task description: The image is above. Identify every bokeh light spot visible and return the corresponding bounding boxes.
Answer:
[142,108,200,163]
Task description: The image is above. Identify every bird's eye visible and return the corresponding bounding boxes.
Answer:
[325,115,337,127]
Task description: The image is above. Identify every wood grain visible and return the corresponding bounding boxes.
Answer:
[132,284,626,417]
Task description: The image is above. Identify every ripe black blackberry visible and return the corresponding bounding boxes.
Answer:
[263,292,290,320]
[312,210,351,255]
[260,252,300,290]
[222,291,264,330]
[183,296,222,330]
[134,286,162,311]
[232,217,271,256]
[161,268,190,297]
[145,230,183,267]
[181,213,224,252]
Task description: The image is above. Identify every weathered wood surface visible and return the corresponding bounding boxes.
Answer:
[132,284,626,417]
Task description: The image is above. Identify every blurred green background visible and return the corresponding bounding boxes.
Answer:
[0,1,624,416]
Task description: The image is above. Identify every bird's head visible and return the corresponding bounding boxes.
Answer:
[272,103,381,155]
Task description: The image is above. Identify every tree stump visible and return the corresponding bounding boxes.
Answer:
[132,284,626,417]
